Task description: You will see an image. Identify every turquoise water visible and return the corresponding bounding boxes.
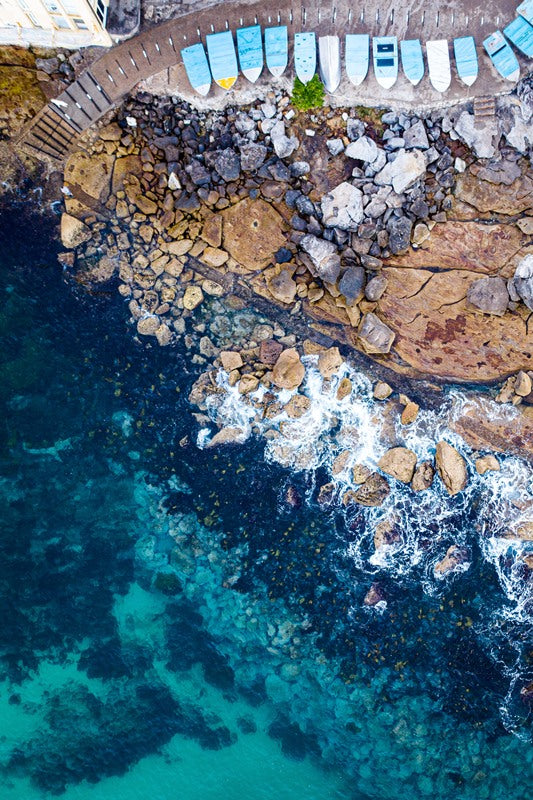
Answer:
[0,202,532,800]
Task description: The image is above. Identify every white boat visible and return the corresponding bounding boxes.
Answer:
[294,32,316,84]
[426,39,451,92]
[372,37,398,89]
[345,33,369,86]
[318,35,341,93]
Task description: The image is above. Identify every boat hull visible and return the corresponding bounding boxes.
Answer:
[453,36,478,86]
[373,37,398,89]
[483,30,520,82]
[237,25,263,84]
[181,43,212,96]
[265,26,288,77]
[426,39,451,92]
[294,32,316,84]
[345,33,369,86]
[319,35,341,93]
[400,39,425,85]
[206,31,239,91]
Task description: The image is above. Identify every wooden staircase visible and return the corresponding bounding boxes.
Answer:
[473,95,496,120]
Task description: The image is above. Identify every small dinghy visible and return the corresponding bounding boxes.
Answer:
[504,15,533,58]
[181,42,212,96]
[483,30,520,81]
[400,39,425,85]
[264,25,288,77]
[319,35,341,93]
[426,39,451,92]
[517,0,533,25]
[372,37,398,89]
[345,33,369,85]
[236,24,263,83]
[294,32,316,83]
[453,36,478,86]
[206,30,239,90]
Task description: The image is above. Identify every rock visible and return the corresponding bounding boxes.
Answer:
[454,170,533,216]
[434,545,470,577]
[239,142,268,171]
[220,351,243,371]
[318,347,343,379]
[337,377,352,400]
[321,182,364,231]
[516,217,533,235]
[222,198,286,271]
[467,276,509,316]
[412,222,431,246]
[64,151,114,202]
[358,313,395,354]
[453,111,499,159]
[347,118,366,140]
[268,269,297,304]
[183,285,204,310]
[137,315,160,336]
[378,447,417,483]
[317,482,336,505]
[512,254,533,311]
[435,441,468,496]
[284,394,311,418]
[451,396,533,460]
[373,516,400,549]
[201,247,229,267]
[167,240,193,256]
[352,464,372,484]
[80,254,116,284]
[214,149,241,181]
[155,324,172,346]
[300,234,341,284]
[365,275,388,301]
[271,130,299,158]
[515,371,532,397]
[345,136,378,162]
[168,171,181,190]
[239,375,259,394]
[353,472,390,506]
[201,214,223,248]
[375,150,426,194]
[363,583,386,607]
[260,339,284,365]
[401,401,419,425]
[388,217,413,255]
[187,159,211,186]
[475,455,500,475]
[60,213,91,248]
[411,462,434,491]
[272,348,305,390]
[373,381,393,400]
[403,120,429,150]
[207,427,247,448]
[135,195,158,215]
[326,138,345,156]
[338,267,365,304]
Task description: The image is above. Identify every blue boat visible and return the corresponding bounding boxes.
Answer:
[294,32,316,84]
[373,36,398,88]
[504,16,533,57]
[400,39,425,85]
[483,30,520,81]
[264,26,288,77]
[517,0,533,24]
[453,36,478,86]
[236,25,263,83]
[206,30,239,90]
[345,34,369,85]
[181,42,212,96]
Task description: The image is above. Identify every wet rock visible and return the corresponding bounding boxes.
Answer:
[183,285,204,310]
[220,351,243,371]
[284,394,311,418]
[317,482,336,505]
[363,583,386,607]
[345,136,378,163]
[60,213,91,248]
[213,149,240,181]
[365,275,388,301]
[338,266,365,305]
[137,315,160,336]
[207,427,247,447]
[353,472,390,506]
[321,182,364,231]
[388,217,413,255]
[352,464,372,484]
[267,269,297,304]
[336,377,352,400]
[259,339,283,366]
[400,401,419,425]
[373,381,393,400]
[515,370,532,397]
[358,313,395,354]
[331,451,350,474]
[375,150,426,194]
[300,234,341,284]
[373,515,401,549]
[272,348,305,390]
[318,347,343,379]
[378,447,417,483]
[511,254,533,311]
[434,545,470,577]
[467,277,509,316]
[222,198,286,270]
[435,441,468,496]
[475,455,500,475]
[239,375,259,394]
[155,324,172,346]
[411,461,435,491]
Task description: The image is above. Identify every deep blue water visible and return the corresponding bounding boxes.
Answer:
[0,200,532,800]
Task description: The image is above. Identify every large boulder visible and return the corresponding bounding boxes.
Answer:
[467,276,509,316]
[378,447,417,483]
[272,348,305,390]
[64,151,114,203]
[321,182,364,230]
[511,254,533,311]
[375,150,426,194]
[345,136,378,162]
[353,472,390,506]
[453,111,499,159]
[222,198,286,271]
[60,213,92,248]
[434,545,470,577]
[435,441,467,496]
[358,313,395,354]
[300,234,341,284]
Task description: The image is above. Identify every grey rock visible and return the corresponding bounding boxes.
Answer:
[364,198,387,219]
[321,182,364,230]
[260,101,277,119]
[327,138,345,156]
[213,149,241,182]
[453,111,500,159]
[295,195,316,216]
[272,134,299,158]
[365,275,388,301]
[410,197,429,219]
[375,150,426,194]
[403,120,429,150]
[381,111,397,125]
[235,113,255,134]
[300,234,341,284]
[467,276,509,316]
[512,254,533,311]
[360,254,383,270]
[35,57,59,74]
[268,159,291,181]
[338,266,365,304]
[345,136,378,163]
[388,217,413,254]
[358,312,395,354]
[385,137,405,150]
[187,159,211,186]
[346,118,366,140]
[239,142,267,171]
[290,161,310,177]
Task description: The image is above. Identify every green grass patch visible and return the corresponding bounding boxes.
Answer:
[291,75,325,112]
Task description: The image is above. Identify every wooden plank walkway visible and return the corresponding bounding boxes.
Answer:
[16,0,523,161]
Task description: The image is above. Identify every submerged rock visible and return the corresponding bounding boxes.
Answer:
[435,441,468,496]
[353,472,390,506]
[363,582,386,607]
[61,213,91,248]
[434,545,470,577]
[207,427,247,447]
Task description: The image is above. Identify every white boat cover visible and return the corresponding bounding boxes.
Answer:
[319,35,341,93]
[236,25,263,83]
[426,39,451,92]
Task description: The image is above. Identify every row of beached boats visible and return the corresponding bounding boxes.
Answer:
[181,1,533,95]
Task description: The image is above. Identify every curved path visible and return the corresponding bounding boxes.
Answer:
[19,0,525,160]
